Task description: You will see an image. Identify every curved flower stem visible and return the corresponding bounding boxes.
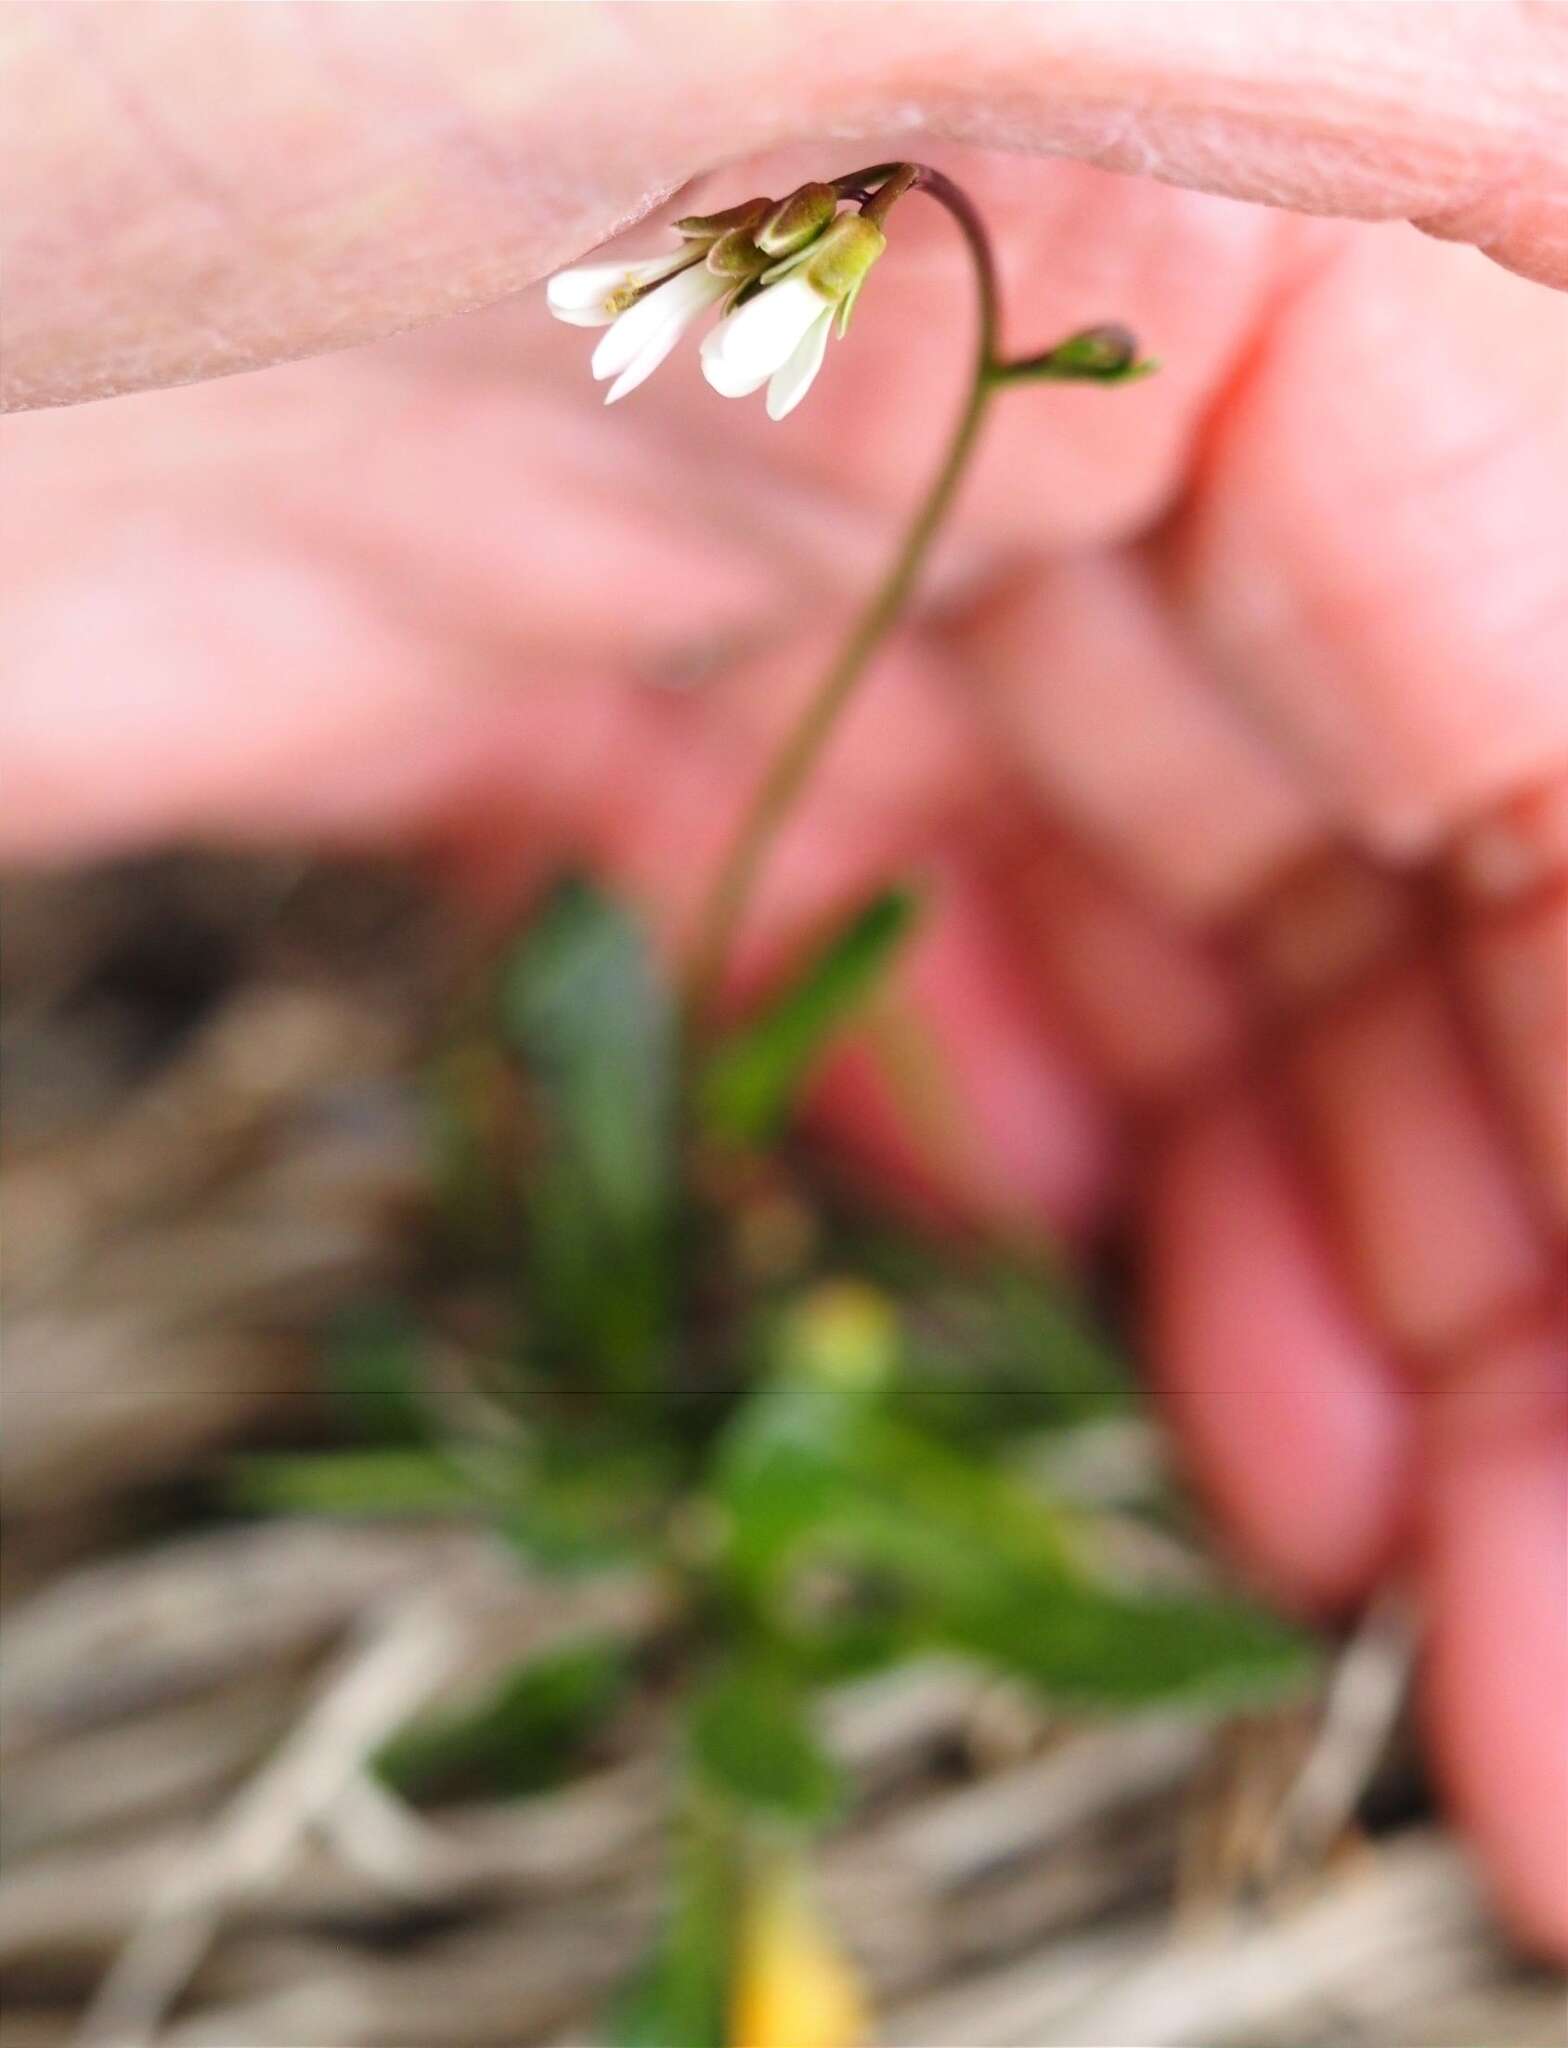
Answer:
[682,163,1146,1030]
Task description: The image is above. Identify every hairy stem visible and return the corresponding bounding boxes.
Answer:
[682,164,1148,1030]
[683,165,999,1026]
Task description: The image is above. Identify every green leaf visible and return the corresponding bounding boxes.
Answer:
[714,1388,1314,1713]
[689,1662,842,1823]
[229,1449,473,1519]
[325,1302,430,1445]
[498,878,678,1384]
[854,1413,1076,1582]
[937,1571,1317,1710]
[778,1610,919,1686]
[712,1386,864,1590]
[700,889,920,1144]
[607,1801,736,2048]
[713,1388,1072,1597]
[375,1637,628,1801]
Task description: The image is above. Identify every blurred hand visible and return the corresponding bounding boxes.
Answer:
[4,3,1564,1950]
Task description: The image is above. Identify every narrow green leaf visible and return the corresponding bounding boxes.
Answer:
[498,878,678,1383]
[937,1571,1317,1710]
[701,888,920,1144]
[229,1449,472,1519]
[689,1662,843,1823]
[714,1388,1314,1713]
[713,1389,1072,1596]
[853,1412,1076,1582]
[375,1638,628,1801]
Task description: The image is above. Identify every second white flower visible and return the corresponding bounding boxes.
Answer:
[700,215,886,421]
[590,262,731,405]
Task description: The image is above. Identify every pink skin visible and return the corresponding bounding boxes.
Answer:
[4,4,1565,1952]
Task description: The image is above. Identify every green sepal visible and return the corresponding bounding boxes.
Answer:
[757,242,818,289]
[706,226,771,281]
[755,182,839,259]
[803,215,886,301]
[674,196,772,240]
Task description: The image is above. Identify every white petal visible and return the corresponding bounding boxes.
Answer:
[700,274,831,394]
[547,253,689,327]
[547,264,631,326]
[603,317,687,404]
[765,307,833,420]
[591,264,725,382]
[550,301,620,329]
[698,331,773,398]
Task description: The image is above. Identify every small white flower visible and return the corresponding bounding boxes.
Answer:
[547,202,881,417]
[587,262,731,405]
[700,274,835,415]
[545,254,688,329]
[700,215,885,421]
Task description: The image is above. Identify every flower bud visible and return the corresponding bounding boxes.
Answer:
[706,225,771,280]
[802,215,886,301]
[1040,323,1140,375]
[782,1282,897,1393]
[673,196,771,241]
[755,182,839,259]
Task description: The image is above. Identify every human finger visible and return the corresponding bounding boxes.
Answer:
[7,2,1567,409]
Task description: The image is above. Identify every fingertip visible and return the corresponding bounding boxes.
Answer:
[1146,1088,1411,1611]
[1421,1320,1568,1958]
[1170,228,1568,859]
[1452,857,1568,1232]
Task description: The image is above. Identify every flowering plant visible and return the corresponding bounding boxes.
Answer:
[237,167,1307,2048]
[546,166,1166,2047]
